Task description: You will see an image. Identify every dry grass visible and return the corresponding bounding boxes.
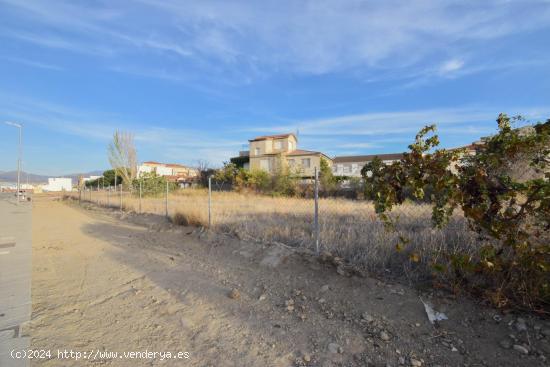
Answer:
[67,189,482,281]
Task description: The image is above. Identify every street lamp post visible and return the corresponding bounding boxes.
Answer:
[4,121,22,203]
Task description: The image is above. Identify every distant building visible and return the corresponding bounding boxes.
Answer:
[43,178,72,192]
[20,183,35,193]
[138,161,199,187]
[0,183,16,192]
[232,133,332,177]
[332,153,404,177]
[79,175,102,186]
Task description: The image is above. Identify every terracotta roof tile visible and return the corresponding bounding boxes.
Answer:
[249,133,296,142]
[286,149,321,156]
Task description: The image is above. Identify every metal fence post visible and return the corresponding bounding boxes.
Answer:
[139,180,142,214]
[119,183,122,211]
[208,175,212,228]
[114,174,117,210]
[314,166,320,255]
[165,181,169,217]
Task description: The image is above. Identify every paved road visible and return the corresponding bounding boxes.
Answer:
[0,193,32,367]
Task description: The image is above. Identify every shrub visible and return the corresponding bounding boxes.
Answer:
[172,211,205,227]
[363,114,550,311]
[271,167,300,196]
[319,157,337,195]
[132,173,178,196]
[214,162,240,184]
[246,169,271,192]
[84,169,123,188]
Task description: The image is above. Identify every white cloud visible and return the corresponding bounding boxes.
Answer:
[0,55,62,70]
[2,93,549,170]
[244,106,550,137]
[439,59,465,75]
[1,0,549,82]
[337,142,379,149]
[0,93,243,167]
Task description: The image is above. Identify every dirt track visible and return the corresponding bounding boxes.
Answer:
[29,197,549,366]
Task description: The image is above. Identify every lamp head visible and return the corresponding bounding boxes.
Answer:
[4,121,22,128]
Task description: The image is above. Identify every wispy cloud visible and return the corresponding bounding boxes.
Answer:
[5,30,114,56]
[2,92,549,171]
[243,106,550,139]
[0,93,244,166]
[0,55,62,70]
[1,0,549,84]
[337,142,380,149]
[439,59,465,75]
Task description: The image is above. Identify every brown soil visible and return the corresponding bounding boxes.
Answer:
[29,197,549,366]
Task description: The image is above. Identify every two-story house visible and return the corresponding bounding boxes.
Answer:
[233,133,332,177]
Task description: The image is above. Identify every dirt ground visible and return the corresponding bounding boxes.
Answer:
[28,197,549,366]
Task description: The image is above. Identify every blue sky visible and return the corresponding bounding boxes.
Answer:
[1,0,549,175]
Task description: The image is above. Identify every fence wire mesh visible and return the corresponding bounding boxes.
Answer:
[66,161,544,283]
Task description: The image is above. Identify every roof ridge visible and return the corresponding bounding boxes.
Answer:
[249,133,297,142]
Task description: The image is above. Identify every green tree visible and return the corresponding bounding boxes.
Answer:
[102,169,123,186]
[84,169,123,188]
[214,162,240,184]
[132,172,177,196]
[363,114,550,309]
[319,157,337,194]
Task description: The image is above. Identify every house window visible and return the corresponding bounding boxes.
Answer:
[255,147,260,156]
[343,164,350,174]
[352,163,358,173]
[274,140,282,150]
[337,164,343,173]
[301,158,311,168]
[289,141,294,151]
[260,159,270,171]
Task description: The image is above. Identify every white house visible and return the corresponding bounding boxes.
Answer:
[155,165,173,176]
[332,153,404,177]
[43,178,72,192]
[138,161,198,179]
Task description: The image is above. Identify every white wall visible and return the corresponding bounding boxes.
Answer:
[138,165,153,177]
[43,178,72,192]
[155,165,173,176]
[333,160,400,177]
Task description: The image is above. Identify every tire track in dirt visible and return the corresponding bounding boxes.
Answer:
[29,197,549,366]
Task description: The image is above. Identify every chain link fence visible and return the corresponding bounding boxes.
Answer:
[64,168,489,282]
[66,160,548,288]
